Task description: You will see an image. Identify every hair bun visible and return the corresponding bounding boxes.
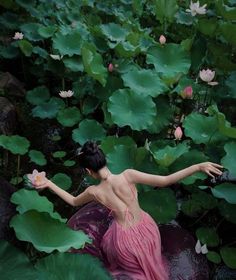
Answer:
[82,141,99,155]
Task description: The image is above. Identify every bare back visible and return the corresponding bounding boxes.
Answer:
[92,171,142,227]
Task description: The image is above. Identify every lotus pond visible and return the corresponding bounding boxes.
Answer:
[0,0,236,279]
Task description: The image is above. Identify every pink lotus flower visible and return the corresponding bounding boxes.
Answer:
[59,90,74,98]
[159,35,166,45]
[186,1,207,16]
[199,69,218,86]
[27,169,47,186]
[108,63,114,72]
[174,127,183,140]
[13,32,24,40]
[183,86,193,99]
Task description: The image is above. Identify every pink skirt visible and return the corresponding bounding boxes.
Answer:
[101,210,169,280]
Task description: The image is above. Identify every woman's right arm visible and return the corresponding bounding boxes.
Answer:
[124,162,223,188]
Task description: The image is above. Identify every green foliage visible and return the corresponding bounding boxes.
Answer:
[0,135,30,155]
[51,173,72,190]
[35,253,112,280]
[26,86,50,105]
[211,183,236,204]
[196,227,220,247]
[221,142,236,176]
[220,247,236,269]
[10,210,91,253]
[57,107,81,127]
[28,150,47,166]
[152,0,179,23]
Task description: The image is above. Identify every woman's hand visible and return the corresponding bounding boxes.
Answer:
[33,178,50,189]
[198,162,223,178]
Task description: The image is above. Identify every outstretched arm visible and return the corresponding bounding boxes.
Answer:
[34,180,94,207]
[124,162,223,188]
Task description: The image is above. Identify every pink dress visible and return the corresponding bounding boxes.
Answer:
[94,184,169,280]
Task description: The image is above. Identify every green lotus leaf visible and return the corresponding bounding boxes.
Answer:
[10,210,91,253]
[115,40,140,58]
[0,240,37,280]
[220,247,236,269]
[18,39,33,56]
[108,89,157,131]
[221,142,236,177]
[26,86,50,105]
[106,144,136,173]
[121,69,168,97]
[28,150,47,166]
[139,189,177,223]
[82,96,100,115]
[72,119,106,145]
[11,189,66,223]
[35,253,111,280]
[216,0,236,21]
[38,25,57,38]
[197,19,218,37]
[0,44,19,58]
[20,22,42,41]
[57,107,81,127]
[32,97,65,119]
[153,0,178,23]
[211,183,236,204]
[219,22,236,46]
[33,46,48,58]
[183,112,226,144]
[10,176,23,185]
[101,136,136,154]
[150,142,189,167]
[218,200,236,224]
[51,173,72,190]
[0,135,30,155]
[147,44,190,78]
[196,227,220,247]
[175,10,194,26]
[100,23,129,42]
[53,30,83,56]
[63,56,84,72]
[226,71,236,98]
[63,160,76,167]
[52,151,67,158]
[81,42,107,86]
[206,251,221,264]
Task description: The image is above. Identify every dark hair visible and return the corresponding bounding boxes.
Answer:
[78,141,106,172]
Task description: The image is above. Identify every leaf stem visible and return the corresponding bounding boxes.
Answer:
[16,154,21,185]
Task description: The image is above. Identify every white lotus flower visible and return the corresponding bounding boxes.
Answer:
[186,1,207,16]
[13,32,24,40]
[195,239,208,254]
[59,90,74,98]
[50,54,63,60]
[199,69,218,86]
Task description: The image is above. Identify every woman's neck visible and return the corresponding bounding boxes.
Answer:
[97,166,112,180]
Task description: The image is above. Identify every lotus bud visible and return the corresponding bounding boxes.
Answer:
[183,86,193,99]
[174,127,183,140]
[159,35,166,45]
[108,63,114,72]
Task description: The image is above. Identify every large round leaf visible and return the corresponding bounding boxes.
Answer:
[211,183,236,204]
[35,253,111,280]
[72,119,106,145]
[226,72,236,99]
[101,136,136,154]
[183,112,226,144]
[147,44,190,78]
[121,69,168,97]
[28,150,47,166]
[153,0,178,23]
[108,89,157,131]
[0,240,37,280]
[0,135,30,155]
[11,189,66,223]
[221,142,236,177]
[196,227,220,247]
[26,86,50,105]
[139,189,177,223]
[100,23,129,42]
[51,173,72,190]
[220,247,236,269]
[53,30,83,56]
[38,25,57,38]
[18,40,33,56]
[218,200,236,224]
[57,107,81,127]
[10,210,91,253]
[63,56,84,72]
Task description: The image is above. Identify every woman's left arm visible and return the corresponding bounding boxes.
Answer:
[35,180,94,207]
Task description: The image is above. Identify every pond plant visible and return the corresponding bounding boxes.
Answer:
[0,0,236,279]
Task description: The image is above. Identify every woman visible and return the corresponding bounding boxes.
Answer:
[34,141,223,280]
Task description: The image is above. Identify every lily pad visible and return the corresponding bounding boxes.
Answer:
[221,142,236,177]
[18,40,33,56]
[218,200,236,224]
[220,247,236,269]
[196,227,220,247]
[72,119,106,145]
[11,189,66,223]
[35,253,111,280]
[57,107,81,127]
[0,135,30,155]
[206,251,221,264]
[52,151,67,158]
[211,183,236,204]
[139,188,177,223]
[108,89,157,131]
[100,23,129,42]
[63,56,84,72]
[153,0,178,23]
[38,25,57,38]
[28,150,47,166]
[121,69,168,97]
[26,86,50,105]
[101,136,136,154]
[10,210,91,253]
[63,160,76,167]
[147,44,190,78]
[51,173,72,190]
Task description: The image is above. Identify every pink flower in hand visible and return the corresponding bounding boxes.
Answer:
[174,127,183,140]
[27,169,47,186]
[183,86,193,99]
[108,63,114,72]
[159,35,166,45]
